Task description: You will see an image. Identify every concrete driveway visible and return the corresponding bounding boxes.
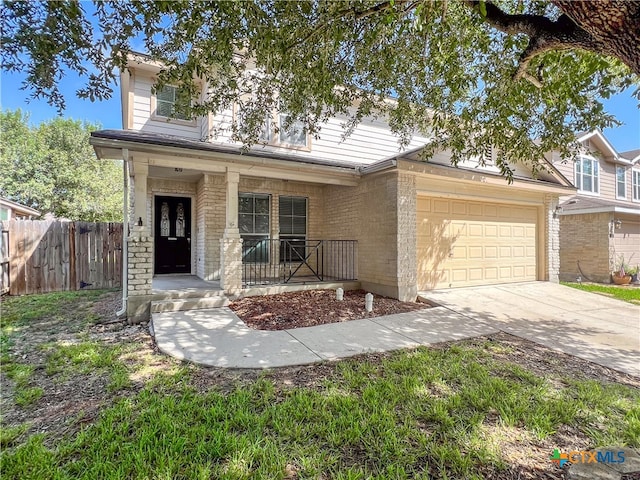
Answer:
[420,282,640,377]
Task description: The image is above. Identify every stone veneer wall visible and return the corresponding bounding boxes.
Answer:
[559,212,610,283]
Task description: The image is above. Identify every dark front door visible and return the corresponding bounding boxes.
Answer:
[154,196,191,274]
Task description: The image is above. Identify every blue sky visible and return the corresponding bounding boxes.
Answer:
[1,69,639,153]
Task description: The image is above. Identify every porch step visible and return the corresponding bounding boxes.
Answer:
[151,296,230,313]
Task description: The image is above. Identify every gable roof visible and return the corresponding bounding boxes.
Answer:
[621,148,640,163]
[577,129,637,166]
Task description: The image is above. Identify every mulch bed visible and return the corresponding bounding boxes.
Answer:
[228,289,431,330]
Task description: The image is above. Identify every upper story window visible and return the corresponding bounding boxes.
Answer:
[260,112,308,148]
[616,166,627,199]
[575,156,599,194]
[633,169,640,202]
[154,85,191,121]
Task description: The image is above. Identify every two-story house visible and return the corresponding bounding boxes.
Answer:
[550,130,640,283]
[90,53,573,323]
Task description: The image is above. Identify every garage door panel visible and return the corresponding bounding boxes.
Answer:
[484,205,498,217]
[485,246,498,258]
[452,202,467,215]
[451,269,468,282]
[469,268,483,281]
[468,204,483,216]
[485,268,498,280]
[417,197,538,289]
[484,225,498,237]
[433,199,450,213]
[468,224,483,236]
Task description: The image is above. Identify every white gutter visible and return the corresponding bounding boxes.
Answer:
[559,206,640,215]
[116,150,129,319]
[359,159,397,175]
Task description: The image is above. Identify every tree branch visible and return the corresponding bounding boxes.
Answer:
[464,1,611,80]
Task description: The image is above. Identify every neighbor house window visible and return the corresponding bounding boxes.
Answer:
[633,169,640,202]
[616,166,627,199]
[239,193,271,263]
[279,196,307,262]
[575,157,599,194]
[155,85,190,121]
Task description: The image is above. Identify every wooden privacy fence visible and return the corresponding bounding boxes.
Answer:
[0,220,123,296]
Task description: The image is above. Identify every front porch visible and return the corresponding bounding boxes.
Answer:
[150,274,361,314]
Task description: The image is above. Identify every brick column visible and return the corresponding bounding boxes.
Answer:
[397,173,418,301]
[545,194,560,283]
[126,160,153,323]
[220,170,242,294]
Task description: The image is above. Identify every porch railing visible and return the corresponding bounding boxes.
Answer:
[242,239,357,286]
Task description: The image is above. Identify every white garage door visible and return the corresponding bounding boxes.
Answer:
[417,197,538,289]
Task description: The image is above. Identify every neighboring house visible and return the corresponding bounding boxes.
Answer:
[90,53,574,322]
[549,130,640,283]
[0,198,41,220]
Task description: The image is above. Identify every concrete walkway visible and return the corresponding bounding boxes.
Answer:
[420,282,640,377]
[152,306,499,368]
[152,281,639,375]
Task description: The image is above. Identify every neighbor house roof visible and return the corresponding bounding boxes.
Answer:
[0,197,40,219]
[621,149,640,163]
[559,195,640,215]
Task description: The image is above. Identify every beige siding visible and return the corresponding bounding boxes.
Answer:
[550,149,637,206]
[598,159,617,199]
[612,214,640,271]
[132,74,204,139]
[205,110,430,166]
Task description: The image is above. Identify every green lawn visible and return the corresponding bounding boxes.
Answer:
[1,291,639,479]
[561,281,640,304]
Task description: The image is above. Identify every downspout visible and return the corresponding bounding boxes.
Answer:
[116,150,129,318]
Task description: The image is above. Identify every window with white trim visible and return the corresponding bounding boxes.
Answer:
[260,112,308,148]
[279,196,307,262]
[633,169,640,202]
[239,193,271,263]
[155,85,190,121]
[575,157,599,194]
[616,166,627,199]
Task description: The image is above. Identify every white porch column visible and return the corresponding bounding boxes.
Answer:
[220,170,242,294]
[132,161,149,234]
